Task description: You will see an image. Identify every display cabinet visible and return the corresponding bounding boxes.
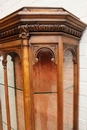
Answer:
[0,7,86,130]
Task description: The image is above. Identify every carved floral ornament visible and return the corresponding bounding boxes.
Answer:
[0,24,82,39]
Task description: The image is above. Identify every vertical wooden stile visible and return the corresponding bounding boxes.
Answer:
[3,59,11,130]
[74,46,79,130]
[57,36,63,130]
[22,38,32,130]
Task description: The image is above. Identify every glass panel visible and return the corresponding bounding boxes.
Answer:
[14,55,25,130]
[33,48,57,130]
[0,100,2,130]
[0,56,6,130]
[7,55,17,130]
[63,50,74,130]
[7,54,25,130]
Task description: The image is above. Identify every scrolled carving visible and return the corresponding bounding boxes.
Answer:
[18,24,29,38]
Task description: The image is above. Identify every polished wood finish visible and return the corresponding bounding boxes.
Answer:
[22,38,33,130]
[74,46,79,130]
[0,7,86,130]
[2,60,11,130]
[58,36,63,130]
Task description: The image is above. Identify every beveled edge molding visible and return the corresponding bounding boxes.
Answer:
[0,24,82,40]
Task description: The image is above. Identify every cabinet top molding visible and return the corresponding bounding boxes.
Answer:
[0,7,87,41]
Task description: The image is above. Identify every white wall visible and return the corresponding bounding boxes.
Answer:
[0,0,87,22]
[0,0,87,130]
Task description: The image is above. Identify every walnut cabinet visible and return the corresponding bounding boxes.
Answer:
[0,7,86,130]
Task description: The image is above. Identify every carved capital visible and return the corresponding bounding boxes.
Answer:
[18,24,29,38]
[2,59,7,69]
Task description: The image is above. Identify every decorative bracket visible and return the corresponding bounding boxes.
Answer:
[18,24,29,38]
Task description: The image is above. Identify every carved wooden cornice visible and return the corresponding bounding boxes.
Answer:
[0,24,82,39]
[0,7,86,42]
[0,27,18,39]
[28,24,82,37]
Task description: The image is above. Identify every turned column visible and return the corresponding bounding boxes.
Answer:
[2,58,11,130]
[57,36,63,130]
[18,25,33,130]
[74,46,79,130]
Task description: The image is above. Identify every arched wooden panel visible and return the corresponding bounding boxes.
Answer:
[33,47,57,130]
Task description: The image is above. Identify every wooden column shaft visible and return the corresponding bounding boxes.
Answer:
[74,46,79,130]
[22,38,32,130]
[57,36,63,130]
[3,63,11,130]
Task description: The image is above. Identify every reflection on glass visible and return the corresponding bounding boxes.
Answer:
[0,56,7,130]
[63,50,74,130]
[0,95,2,130]
[33,48,57,130]
[7,55,17,130]
[7,54,25,130]
[14,54,25,130]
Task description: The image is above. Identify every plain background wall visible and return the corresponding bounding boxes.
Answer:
[0,0,87,130]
